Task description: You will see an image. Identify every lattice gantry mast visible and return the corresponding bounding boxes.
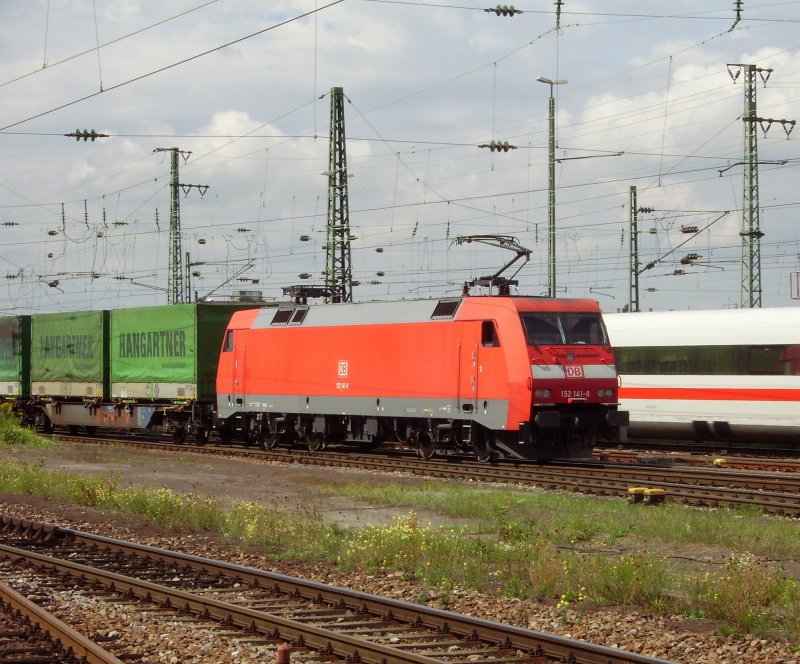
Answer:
[325,87,353,303]
[728,63,795,308]
[154,148,208,304]
[740,65,762,308]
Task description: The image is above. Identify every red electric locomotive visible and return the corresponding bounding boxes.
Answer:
[215,295,627,461]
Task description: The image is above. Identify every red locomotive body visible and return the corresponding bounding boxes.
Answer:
[216,296,627,460]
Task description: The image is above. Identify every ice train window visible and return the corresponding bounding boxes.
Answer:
[615,344,800,376]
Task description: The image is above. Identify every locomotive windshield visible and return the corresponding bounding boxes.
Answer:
[520,312,608,346]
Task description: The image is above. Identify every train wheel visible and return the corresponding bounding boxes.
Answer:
[473,436,497,463]
[173,427,186,444]
[259,429,281,451]
[218,423,233,444]
[306,432,326,452]
[194,427,209,446]
[416,432,436,460]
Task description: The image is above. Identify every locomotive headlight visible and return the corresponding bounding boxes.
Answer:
[534,389,552,399]
[597,388,614,398]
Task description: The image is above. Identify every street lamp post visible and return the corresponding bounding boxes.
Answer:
[536,75,567,298]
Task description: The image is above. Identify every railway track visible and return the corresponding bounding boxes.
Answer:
[0,515,674,664]
[0,578,123,663]
[53,434,800,516]
[596,448,800,473]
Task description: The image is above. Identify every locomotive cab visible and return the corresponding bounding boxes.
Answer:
[515,308,628,459]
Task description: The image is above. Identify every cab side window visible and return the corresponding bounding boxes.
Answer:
[222,330,234,352]
[481,321,499,347]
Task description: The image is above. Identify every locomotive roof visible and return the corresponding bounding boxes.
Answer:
[238,296,602,330]
[604,307,800,347]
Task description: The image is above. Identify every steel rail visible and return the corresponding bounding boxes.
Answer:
[50,434,800,514]
[0,579,123,664]
[252,449,800,514]
[0,517,675,664]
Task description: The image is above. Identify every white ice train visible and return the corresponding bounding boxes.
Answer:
[603,308,800,448]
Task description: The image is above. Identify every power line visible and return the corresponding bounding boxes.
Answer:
[0,0,345,131]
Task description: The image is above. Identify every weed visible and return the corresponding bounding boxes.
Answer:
[0,410,55,449]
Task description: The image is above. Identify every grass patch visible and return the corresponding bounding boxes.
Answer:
[331,479,800,560]
[328,478,800,640]
[0,408,57,449]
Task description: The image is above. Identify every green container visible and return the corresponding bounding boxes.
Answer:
[0,316,30,398]
[110,303,251,402]
[30,310,109,398]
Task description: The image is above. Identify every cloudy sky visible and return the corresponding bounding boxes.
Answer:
[1,0,799,315]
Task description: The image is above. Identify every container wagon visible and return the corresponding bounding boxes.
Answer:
[14,303,251,442]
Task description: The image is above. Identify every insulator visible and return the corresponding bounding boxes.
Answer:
[198,238,206,244]
[486,4,520,15]
[48,230,58,236]
[376,271,385,277]
[298,273,311,279]
[680,226,699,234]
[375,247,384,253]
[300,235,311,241]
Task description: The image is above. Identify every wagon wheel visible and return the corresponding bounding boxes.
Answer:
[306,431,326,452]
[172,426,186,444]
[472,436,497,463]
[416,432,437,460]
[35,413,53,434]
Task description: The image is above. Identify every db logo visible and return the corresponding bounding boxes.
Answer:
[338,361,349,377]
[565,365,584,378]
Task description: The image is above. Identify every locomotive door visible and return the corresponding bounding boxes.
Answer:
[232,338,246,407]
[457,324,479,414]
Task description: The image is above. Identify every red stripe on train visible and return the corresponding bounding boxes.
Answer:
[619,387,800,402]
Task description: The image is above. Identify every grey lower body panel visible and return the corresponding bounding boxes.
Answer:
[217,392,510,431]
